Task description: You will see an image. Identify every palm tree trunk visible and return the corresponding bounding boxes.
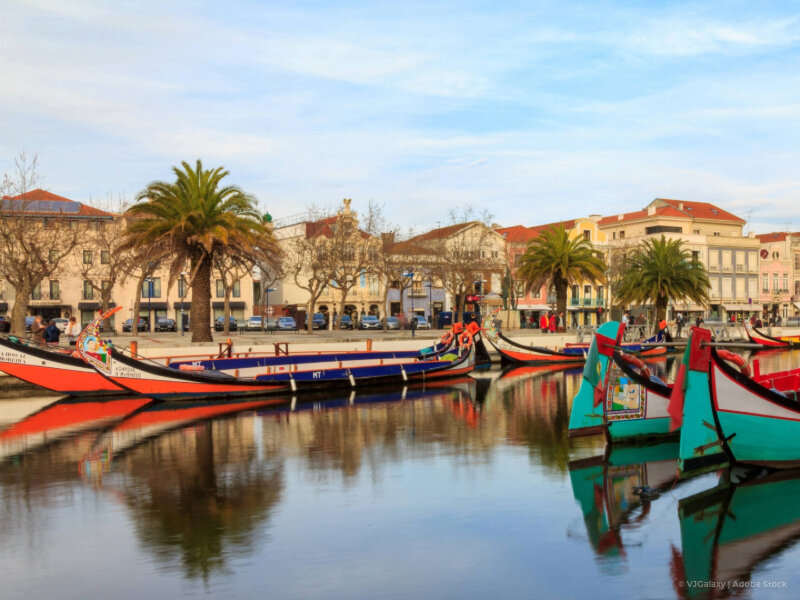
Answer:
[191,257,213,343]
[555,278,568,332]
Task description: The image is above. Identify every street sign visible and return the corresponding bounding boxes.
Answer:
[266,306,274,316]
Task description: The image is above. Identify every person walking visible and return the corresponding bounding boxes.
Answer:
[540,312,548,332]
[675,312,683,338]
[410,313,417,338]
[548,312,556,333]
[44,319,60,345]
[557,312,565,333]
[30,315,45,344]
[65,316,81,345]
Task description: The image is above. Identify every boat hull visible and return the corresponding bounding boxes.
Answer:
[0,337,124,396]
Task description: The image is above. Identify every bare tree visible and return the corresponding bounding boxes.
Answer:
[213,255,249,335]
[0,153,80,335]
[283,222,334,334]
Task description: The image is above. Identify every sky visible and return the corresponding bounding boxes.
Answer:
[3,0,800,233]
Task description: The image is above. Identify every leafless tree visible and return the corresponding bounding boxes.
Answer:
[0,152,80,335]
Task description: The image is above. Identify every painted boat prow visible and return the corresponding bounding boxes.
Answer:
[678,327,728,475]
[568,320,622,437]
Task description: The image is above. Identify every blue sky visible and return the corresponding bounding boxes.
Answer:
[3,0,800,233]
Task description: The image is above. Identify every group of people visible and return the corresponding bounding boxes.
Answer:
[537,311,565,333]
[29,315,81,346]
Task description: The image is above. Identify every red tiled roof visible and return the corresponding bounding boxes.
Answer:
[497,220,576,244]
[755,231,800,243]
[406,222,474,243]
[597,205,687,226]
[655,198,746,223]
[4,188,115,218]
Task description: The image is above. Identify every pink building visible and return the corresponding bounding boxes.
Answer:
[756,232,793,323]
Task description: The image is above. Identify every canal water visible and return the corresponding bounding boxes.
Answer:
[2,352,800,599]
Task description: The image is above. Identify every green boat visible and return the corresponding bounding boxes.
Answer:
[676,468,800,595]
[569,320,677,443]
[679,326,800,471]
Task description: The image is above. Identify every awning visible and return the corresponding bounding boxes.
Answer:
[172,302,192,309]
[793,302,800,311]
[516,303,551,311]
[138,302,168,311]
[212,301,245,309]
[77,302,117,310]
[723,303,755,311]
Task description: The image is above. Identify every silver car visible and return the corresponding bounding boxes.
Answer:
[384,316,400,330]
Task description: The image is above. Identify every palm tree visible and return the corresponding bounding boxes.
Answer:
[517,225,606,324]
[123,160,279,342]
[613,236,709,327]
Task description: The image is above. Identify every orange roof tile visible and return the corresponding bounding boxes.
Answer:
[656,198,746,223]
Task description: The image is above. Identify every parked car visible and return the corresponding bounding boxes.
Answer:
[214,316,238,331]
[122,318,149,332]
[265,317,278,330]
[359,315,381,330]
[0,316,10,332]
[277,316,298,331]
[384,316,400,330]
[311,313,326,329]
[246,316,263,330]
[339,314,354,329]
[25,316,35,331]
[413,316,431,330]
[155,317,177,332]
[54,318,69,333]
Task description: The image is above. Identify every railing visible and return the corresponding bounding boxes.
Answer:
[735,265,744,272]
[569,297,606,307]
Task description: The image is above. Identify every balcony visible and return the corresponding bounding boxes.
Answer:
[409,290,429,298]
[709,265,720,272]
[735,265,744,272]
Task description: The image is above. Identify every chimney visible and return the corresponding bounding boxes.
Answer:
[679,202,684,211]
[617,214,623,221]
[648,206,656,216]
[589,214,601,222]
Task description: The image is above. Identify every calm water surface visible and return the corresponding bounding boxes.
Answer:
[2,352,800,599]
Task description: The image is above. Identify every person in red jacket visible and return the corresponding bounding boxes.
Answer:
[548,312,556,333]
[539,313,548,332]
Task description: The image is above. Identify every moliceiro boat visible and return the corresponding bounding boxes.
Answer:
[0,335,125,396]
[482,313,667,367]
[742,320,800,348]
[568,320,674,442]
[77,308,477,400]
[676,326,800,472]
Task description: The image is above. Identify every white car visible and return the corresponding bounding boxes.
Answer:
[413,316,431,330]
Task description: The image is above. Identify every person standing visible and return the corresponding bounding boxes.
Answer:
[65,316,81,345]
[410,313,417,338]
[557,312,565,332]
[31,315,45,344]
[622,312,630,327]
[540,312,548,332]
[548,312,556,333]
[675,312,684,338]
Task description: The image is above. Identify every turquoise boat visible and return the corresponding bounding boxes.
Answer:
[677,468,800,594]
[569,320,676,443]
[568,320,624,437]
[679,326,800,471]
[568,441,680,559]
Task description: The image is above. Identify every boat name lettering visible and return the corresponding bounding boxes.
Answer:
[312,371,322,379]
[115,364,142,379]
[0,351,26,364]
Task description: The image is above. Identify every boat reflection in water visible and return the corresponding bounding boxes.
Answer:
[675,467,800,597]
[569,442,680,559]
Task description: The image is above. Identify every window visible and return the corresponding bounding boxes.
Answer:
[693,229,700,235]
[101,280,111,292]
[713,231,721,236]
[583,230,591,240]
[68,220,78,229]
[736,278,745,299]
[748,252,758,273]
[583,284,592,299]
[796,255,800,270]
[49,280,59,300]
[31,282,42,300]
[692,251,700,262]
[597,286,605,303]
[763,273,769,292]
[773,273,779,291]
[232,279,241,298]
[83,250,93,265]
[612,232,616,239]
[141,278,161,298]
[101,250,110,264]
[710,278,720,298]
[619,231,625,239]
[783,274,789,292]
[178,278,188,298]
[709,250,719,270]
[722,251,732,271]
[796,281,800,297]
[722,278,732,299]
[49,249,58,263]
[216,279,224,298]
[83,280,94,300]
[645,225,682,235]
[749,278,757,298]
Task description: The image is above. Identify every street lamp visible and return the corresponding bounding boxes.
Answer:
[427,277,433,326]
[179,271,187,336]
[144,277,153,332]
[264,287,275,333]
